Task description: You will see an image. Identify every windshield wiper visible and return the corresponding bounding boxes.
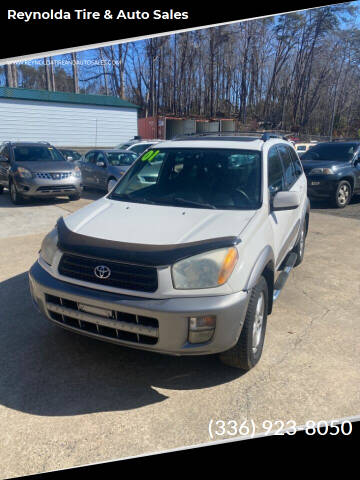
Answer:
[173,197,217,209]
[110,193,155,204]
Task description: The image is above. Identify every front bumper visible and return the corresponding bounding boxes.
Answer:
[15,175,82,197]
[306,174,337,198]
[29,261,250,356]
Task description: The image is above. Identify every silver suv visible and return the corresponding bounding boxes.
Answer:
[0,142,83,204]
[29,134,309,371]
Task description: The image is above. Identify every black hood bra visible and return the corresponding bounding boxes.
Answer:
[56,216,240,267]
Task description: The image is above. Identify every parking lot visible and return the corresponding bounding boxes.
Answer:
[0,188,360,478]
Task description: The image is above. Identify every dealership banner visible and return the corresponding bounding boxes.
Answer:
[1,1,359,478]
[0,1,345,61]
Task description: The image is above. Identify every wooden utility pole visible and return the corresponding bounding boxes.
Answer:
[11,64,18,87]
[71,52,80,93]
[4,64,13,87]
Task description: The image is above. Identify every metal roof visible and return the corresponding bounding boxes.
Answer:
[0,86,140,109]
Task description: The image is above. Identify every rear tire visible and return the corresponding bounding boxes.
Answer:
[107,178,117,192]
[333,180,351,208]
[68,193,80,201]
[292,220,306,266]
[219,276,268,370]
[9,181,24,205]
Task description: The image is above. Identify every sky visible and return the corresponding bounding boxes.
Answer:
[4,1,360,93]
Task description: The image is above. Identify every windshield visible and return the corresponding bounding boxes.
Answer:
[129,143,154,155]
[109,148,262,210]
[13,145,65,162]
[301,143,357,161]
[106,151,137,166]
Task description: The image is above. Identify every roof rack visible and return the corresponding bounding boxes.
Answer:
[2,140,52,144]
[172,131,286,142]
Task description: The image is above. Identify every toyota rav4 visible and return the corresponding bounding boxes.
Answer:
[29,134,310,370]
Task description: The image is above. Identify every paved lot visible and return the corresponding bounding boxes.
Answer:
[0,188,360,478]
[311,194,360,220]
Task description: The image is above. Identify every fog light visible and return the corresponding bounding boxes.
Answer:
[188,316,216,344]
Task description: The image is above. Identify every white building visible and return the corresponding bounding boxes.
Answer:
[0,87,139,150]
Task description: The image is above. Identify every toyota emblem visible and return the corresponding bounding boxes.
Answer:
[94,265,111,279]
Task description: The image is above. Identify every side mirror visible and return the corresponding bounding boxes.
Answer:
[96,161,105,167]
[272,191,300,211]
[0,155,9,162]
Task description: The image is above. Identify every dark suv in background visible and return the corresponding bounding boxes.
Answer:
[301,141,360,208]
[0,142,83,205]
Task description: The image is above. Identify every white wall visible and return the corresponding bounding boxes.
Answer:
[0,98,138,147]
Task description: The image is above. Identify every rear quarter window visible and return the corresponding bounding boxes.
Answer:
[268,146,284,192]
[277,144,297,189]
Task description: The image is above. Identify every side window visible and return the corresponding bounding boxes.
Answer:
[1,145,10,159]
[0,145,10,160]
[268,146,285,193]
[84,151,95,164]
[96,152,106,164]
[277,144,297,189]
[289,147,303,178]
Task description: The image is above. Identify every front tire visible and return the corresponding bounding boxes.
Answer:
[9,181,24,205]
[107,178,117,192]
[0,185,4,194]
[333,180,351,208]
[68,193,80,201]
[219,276,268,370]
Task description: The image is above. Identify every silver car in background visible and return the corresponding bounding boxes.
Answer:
[79,149,138,192]
[0,141,83,204]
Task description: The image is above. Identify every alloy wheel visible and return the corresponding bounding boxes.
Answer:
[337,184,350,206]
[252,292,265,353]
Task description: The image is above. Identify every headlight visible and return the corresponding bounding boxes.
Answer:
[40,228,59,266]
[172,247,238,289]
[309,167,334,175]
[71,166,81,178]
[17,167,33,179]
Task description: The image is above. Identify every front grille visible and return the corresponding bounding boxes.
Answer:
[35,172,72,180]
[37,185,76,192]
[58,253,158,292]
[45,294,158,345]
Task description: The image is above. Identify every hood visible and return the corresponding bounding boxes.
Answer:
[15,160,74,172]
[301,158,348,174]
[64,197,256,246]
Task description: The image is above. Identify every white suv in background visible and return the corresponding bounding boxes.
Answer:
[29,134,309,371]
[116,139,163,156]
